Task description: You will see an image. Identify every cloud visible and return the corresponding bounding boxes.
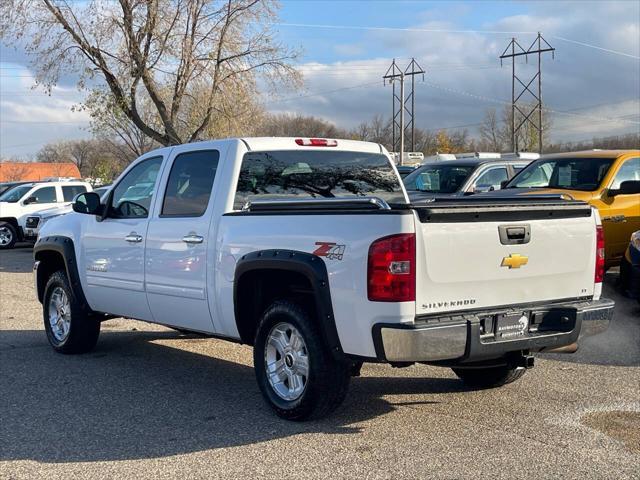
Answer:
[270,2,639,143]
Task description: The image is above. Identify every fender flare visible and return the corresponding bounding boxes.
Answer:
[33,235,89,310]
[234,249,343,357]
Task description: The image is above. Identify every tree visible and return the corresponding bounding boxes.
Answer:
[256,113,348,138]
[479,108,504,152]
[501,103,553,152]
[2,0,300,146]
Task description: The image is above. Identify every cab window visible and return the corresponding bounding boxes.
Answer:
[29,186,57,204]
[161,150,219,217]
[62,185,87,202]
[109,157,163,218]
[611,158,640,190]
[474,167,509,190]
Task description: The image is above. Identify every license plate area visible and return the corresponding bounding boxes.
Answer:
[479,312,530,341]
[495,312,530,339]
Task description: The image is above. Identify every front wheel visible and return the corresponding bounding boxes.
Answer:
[452,364,526,389]
[0,221,17,249]
[253,300,350,421]
[43,270,100,354]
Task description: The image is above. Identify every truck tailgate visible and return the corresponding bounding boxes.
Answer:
[414,198,597,316]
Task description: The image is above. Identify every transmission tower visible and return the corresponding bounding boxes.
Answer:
[500,32,555,153]
[383,58,425,164]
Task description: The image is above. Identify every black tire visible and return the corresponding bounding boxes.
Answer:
[43,270,100,354]
[0,221,17,250]
[452,365,526,389]
[253,300,350,421]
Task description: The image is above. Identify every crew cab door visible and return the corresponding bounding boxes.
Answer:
[601,156,640,264]
[144,146,223,333]
[80,155,164,320]
[21,185,59,213]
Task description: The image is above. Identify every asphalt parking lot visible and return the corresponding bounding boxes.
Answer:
[1,245,638,479]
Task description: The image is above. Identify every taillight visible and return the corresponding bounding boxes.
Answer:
[595,224,605,283]
[295,138,338,147]
[367,234,415,302]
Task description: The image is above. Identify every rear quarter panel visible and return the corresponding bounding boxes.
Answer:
[215,212,416,358]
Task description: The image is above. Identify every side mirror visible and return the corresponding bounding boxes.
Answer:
[23,196,37,205]
[612,180,640,196]
[72,192,102,215]
[500,180,510,189]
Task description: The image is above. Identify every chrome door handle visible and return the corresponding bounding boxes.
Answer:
[125,233,143,243]
[182,234,204,244]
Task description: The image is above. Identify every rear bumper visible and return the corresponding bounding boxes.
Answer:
[373,298,614,363]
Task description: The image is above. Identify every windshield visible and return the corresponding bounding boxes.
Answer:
[403,164,475,194]
[234,150,405,209]
[0,185,32,203]
[507,157,615,191]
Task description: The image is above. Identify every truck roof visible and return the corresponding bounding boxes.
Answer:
[541,149,639,159]
[240,137,384,153]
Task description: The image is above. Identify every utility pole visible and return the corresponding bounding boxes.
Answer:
[399,72,405,164]
[384,58,425,165]
[500,33,555,153]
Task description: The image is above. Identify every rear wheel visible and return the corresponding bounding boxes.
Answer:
[0,221,17,249]
[452,365,526,389]
[43,270,100,354]
[253,300,350,420]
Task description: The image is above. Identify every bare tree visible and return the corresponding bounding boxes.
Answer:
[2,0,300,146]
[256,113,347,138]
[479,108,504,152]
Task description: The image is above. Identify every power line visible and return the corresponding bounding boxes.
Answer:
[275,23,640,60]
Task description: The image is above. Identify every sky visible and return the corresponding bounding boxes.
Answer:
[1,0,639,158]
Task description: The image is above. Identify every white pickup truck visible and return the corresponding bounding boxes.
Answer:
[0,180,91,249]
[33,137,614,420]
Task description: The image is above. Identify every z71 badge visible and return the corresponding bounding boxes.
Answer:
[313,242,346,260]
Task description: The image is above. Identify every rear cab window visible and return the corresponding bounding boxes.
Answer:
[62,185,87,202]
[508,157,615,191]
[233,150,405,210]
[403,164,475,194]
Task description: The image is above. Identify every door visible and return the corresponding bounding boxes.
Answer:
[22,185,59,214]
[144,148,221,332]
[601,157,640,264]
[81,156,164,320]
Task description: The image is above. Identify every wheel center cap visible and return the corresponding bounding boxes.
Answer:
[284,353,295,368]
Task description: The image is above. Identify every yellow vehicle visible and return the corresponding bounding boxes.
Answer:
[504,150,640,269]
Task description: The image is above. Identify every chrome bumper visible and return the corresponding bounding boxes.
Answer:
[374,298,615,363]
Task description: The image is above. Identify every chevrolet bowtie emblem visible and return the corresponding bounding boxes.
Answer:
[501,254,528,269]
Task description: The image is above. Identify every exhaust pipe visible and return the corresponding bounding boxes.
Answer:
[545,342,578,354]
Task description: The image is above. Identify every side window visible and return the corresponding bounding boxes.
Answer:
[62,185,87,202]
[30,186,57,204]
[611,158,640,190]
[161,150,219,217]
[475,167,509,189]
[110,157,163,219]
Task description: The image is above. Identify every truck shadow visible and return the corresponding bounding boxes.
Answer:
[0,329,461,463]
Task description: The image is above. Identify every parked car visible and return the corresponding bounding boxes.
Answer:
[23,185,111,242]
[620,230,640,302]
[403,156,531,201]
[0,180,92,249]
[33,137,612,420]
[502,150,640,269]
[0,181,33,196]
